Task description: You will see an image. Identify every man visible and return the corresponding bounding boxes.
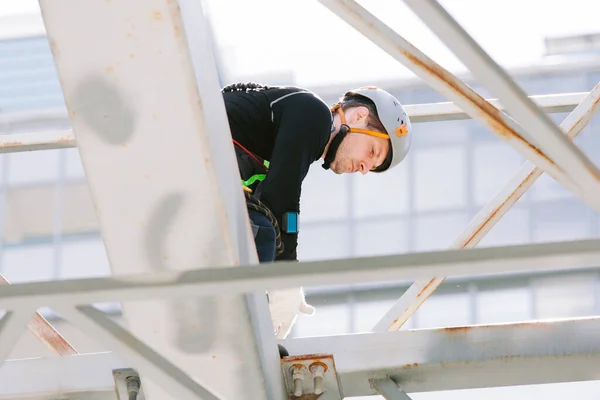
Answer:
[222,82,412,339]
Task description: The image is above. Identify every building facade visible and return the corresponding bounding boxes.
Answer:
[1,32,600,398]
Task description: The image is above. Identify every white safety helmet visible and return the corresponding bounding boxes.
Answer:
[331,86,412,172]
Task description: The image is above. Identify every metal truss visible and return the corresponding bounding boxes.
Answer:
[1,0,599,399]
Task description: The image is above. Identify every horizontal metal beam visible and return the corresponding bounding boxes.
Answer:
[0,352,125,399]
[0,238,599,310]
[280,316,600,396]
[6,315,600,399]
[0,92,589,153]
[405,92,589,123]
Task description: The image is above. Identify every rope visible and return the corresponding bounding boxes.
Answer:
[245,191,284,256]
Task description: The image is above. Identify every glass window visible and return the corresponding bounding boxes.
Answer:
[353,298,409,333]
[300,165,349,223]
[473,142,527,206]
[65,148,86,179]
[477,206,530,247]
[7,149,60,185]
[530,172,574,202]
[59,238,111,280]
[293,303,350,337]
[352,161,409,218]
[2,243,55,283]
[415,212,469,251]
[476,286,531,324]
[297,223,350,261]
[534,274,597,319]
[354,218,408,257]
[414,146,466,212]
[532,200,592,243]
[413,291,471,329]
[412,120,469,147]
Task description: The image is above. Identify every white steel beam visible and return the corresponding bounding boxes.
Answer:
[0,239,599,310]
[0,92,590,153]
[405,92,589,123]
[0,352,125,400]
[281,316,600,396]
[373,80,600,332]
[53,304,219,400]
[37,1,282,399]
[316,0,600,213]
[403,0,600,197]
[372,378,413,400]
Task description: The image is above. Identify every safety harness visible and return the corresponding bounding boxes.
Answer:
[234,139,297,257]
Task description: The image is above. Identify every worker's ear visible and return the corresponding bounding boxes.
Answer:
[349,106,370,127]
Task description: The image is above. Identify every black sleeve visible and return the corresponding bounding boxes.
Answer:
[257,93,331,261]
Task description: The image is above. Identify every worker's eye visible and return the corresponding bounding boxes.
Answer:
[370,147,375,157]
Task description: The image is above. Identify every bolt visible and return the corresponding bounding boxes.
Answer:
[309,363,326,395]
[290,365,305,397]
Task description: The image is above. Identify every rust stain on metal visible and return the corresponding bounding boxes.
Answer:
[0,141,24,148]
[395,46,559,173]
[308,360,329,372]
[289,394,323,400]
[282,353,333,362]
[30,313,78,356]
[0,274,78,355]
[416,278,437,298]
[49,39,59,58]
[443,325,472,334]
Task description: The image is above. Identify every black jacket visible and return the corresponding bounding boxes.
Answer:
[223,85,332,261]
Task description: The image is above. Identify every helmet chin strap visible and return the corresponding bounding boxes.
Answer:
[322,124,349,170]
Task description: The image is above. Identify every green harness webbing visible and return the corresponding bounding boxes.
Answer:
[241,160,270,188]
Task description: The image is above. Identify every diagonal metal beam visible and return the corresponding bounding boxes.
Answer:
[53,304,219,400]
[0,274,77,356]
[372,378,413,400]
[37,0,284,399]
[403,0,600,199]
[372,80,600,332]
[316,0,600,213]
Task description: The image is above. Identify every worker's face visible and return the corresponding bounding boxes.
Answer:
[329,107,389,175]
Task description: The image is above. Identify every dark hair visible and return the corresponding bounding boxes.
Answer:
[221,82,273,93]
[339,93,387,134]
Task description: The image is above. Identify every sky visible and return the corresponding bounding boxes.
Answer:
[2,0,600,87]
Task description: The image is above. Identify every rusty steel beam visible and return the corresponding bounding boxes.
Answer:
[281,316,600,396]
[373,80,600,332]
[316,0,600,213]
[0,274,77,356]
[404,0,600,198]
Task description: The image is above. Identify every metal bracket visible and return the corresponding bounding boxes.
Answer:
[280,353,342,400]
[113,368,146,400]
